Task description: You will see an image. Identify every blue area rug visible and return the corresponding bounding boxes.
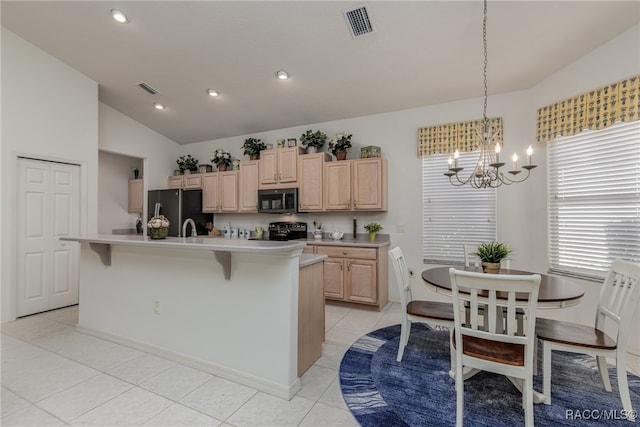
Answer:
[339,324,640,426]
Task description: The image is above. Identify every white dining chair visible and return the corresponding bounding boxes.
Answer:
[449,268,541,427]
[389,247,455,363]
[463,243,520,334]
[536,259,640,413]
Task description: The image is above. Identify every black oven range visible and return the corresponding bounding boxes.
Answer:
[268,222,308,241]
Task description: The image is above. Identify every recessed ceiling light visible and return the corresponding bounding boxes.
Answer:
[154,103,165,110]
[207,89,219,97]
[276,70,289,80]
[111,9,128,24]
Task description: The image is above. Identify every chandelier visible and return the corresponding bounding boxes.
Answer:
[445,0,536,188]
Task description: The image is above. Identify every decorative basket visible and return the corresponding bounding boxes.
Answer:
[148,227,169,239]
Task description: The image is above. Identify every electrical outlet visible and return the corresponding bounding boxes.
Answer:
[408,268,414,278]
[396,223,406,233]
[153,300,160,315]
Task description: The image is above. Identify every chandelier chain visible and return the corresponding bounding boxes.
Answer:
[482,0,489,132]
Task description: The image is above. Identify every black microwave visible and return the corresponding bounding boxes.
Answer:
[258,188,298,214]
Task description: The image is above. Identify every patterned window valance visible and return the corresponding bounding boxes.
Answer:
[417,117,503,157]
[536,75,639,143]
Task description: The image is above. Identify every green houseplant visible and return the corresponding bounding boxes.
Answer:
[364,222,383,243]
[328,133,353,160]
[211,149,232,171]
[299,129,328,153]
[242,137,267,159]
[474,241,512,273]
[176,155,199,174]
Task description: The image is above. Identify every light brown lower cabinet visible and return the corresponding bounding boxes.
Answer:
[313,245,389,311]
[298,261,325,376]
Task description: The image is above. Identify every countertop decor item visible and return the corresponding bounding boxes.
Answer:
[147,215,170,239]
[211,149,232,171]
[242,137,267,160]
[299,129,327,153]
[330,231,344,240]
[364,222,382,243]
[176,154,198,173]
[474,241,512,273]
[328,132,352,160]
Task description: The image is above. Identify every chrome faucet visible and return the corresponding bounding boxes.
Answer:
[182,218,197,237]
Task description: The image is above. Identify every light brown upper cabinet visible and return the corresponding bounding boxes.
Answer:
[298,152,331,212]
[324,158,387,211]
[238,160,259,212]
[202,171,239,213]
[259,147,302,189]
[128,179,144,213]
[168,174,202,190]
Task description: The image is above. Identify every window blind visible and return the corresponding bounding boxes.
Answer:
[423,152,497,264]
[548,121,640,280]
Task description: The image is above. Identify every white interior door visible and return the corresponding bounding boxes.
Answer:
[17,158,80,316]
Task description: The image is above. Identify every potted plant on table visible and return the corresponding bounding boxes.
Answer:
[328,133,353,160]
[176,155,199,174]
[474,241,512,274]
[211,149,233,171]
[299,129,328,154]
[242,137,267,160]
[364,223,383,243]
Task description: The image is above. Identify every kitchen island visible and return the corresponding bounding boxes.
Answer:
[60,234,319,399]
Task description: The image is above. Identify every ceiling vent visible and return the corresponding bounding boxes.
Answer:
[343,5,374,38]
[137,82,158,95]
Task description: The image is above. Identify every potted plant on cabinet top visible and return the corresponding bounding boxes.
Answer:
[328,133,353,160]
[176,155,199,174]
[211,149,233,171]
[364,222,383,243]
[474,241,512,274]
[242,137,267,160]
[299,129,328,154]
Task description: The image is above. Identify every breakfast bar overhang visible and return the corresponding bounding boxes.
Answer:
[61,235,308,399]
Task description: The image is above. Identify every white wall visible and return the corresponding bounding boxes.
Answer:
[98,151,143,234]
[99,103,180,192]
[1,28,99,322]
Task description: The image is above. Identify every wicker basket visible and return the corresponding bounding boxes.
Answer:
[148,227,169,239]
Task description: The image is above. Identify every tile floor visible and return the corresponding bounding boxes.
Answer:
[1,302,403,426]
[3,303,640,426]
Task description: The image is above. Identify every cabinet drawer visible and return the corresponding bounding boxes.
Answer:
[315,246,377,260]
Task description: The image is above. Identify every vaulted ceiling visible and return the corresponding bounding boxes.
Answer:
[2,1,639,144]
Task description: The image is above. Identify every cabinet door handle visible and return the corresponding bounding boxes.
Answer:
[347,262,351,271]
[340,263,343,271]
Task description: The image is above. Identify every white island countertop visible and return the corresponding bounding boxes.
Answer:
[61,234,306,253]
[61,234,307,280]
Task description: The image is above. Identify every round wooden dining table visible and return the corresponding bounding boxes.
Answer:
[422,266,585,308]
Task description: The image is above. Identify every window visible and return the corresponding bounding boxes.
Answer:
[548,121,640,280]
[422,152,497,264]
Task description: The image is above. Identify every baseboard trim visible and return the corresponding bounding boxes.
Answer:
[76,325,301,400]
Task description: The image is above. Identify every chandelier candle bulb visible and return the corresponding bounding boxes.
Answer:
[527,145,533,165]
[512,153,518,170]
[495,143,501,163]
[454,149,460,169]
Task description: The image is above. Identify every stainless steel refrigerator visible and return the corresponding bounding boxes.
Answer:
[147,189,213,237]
